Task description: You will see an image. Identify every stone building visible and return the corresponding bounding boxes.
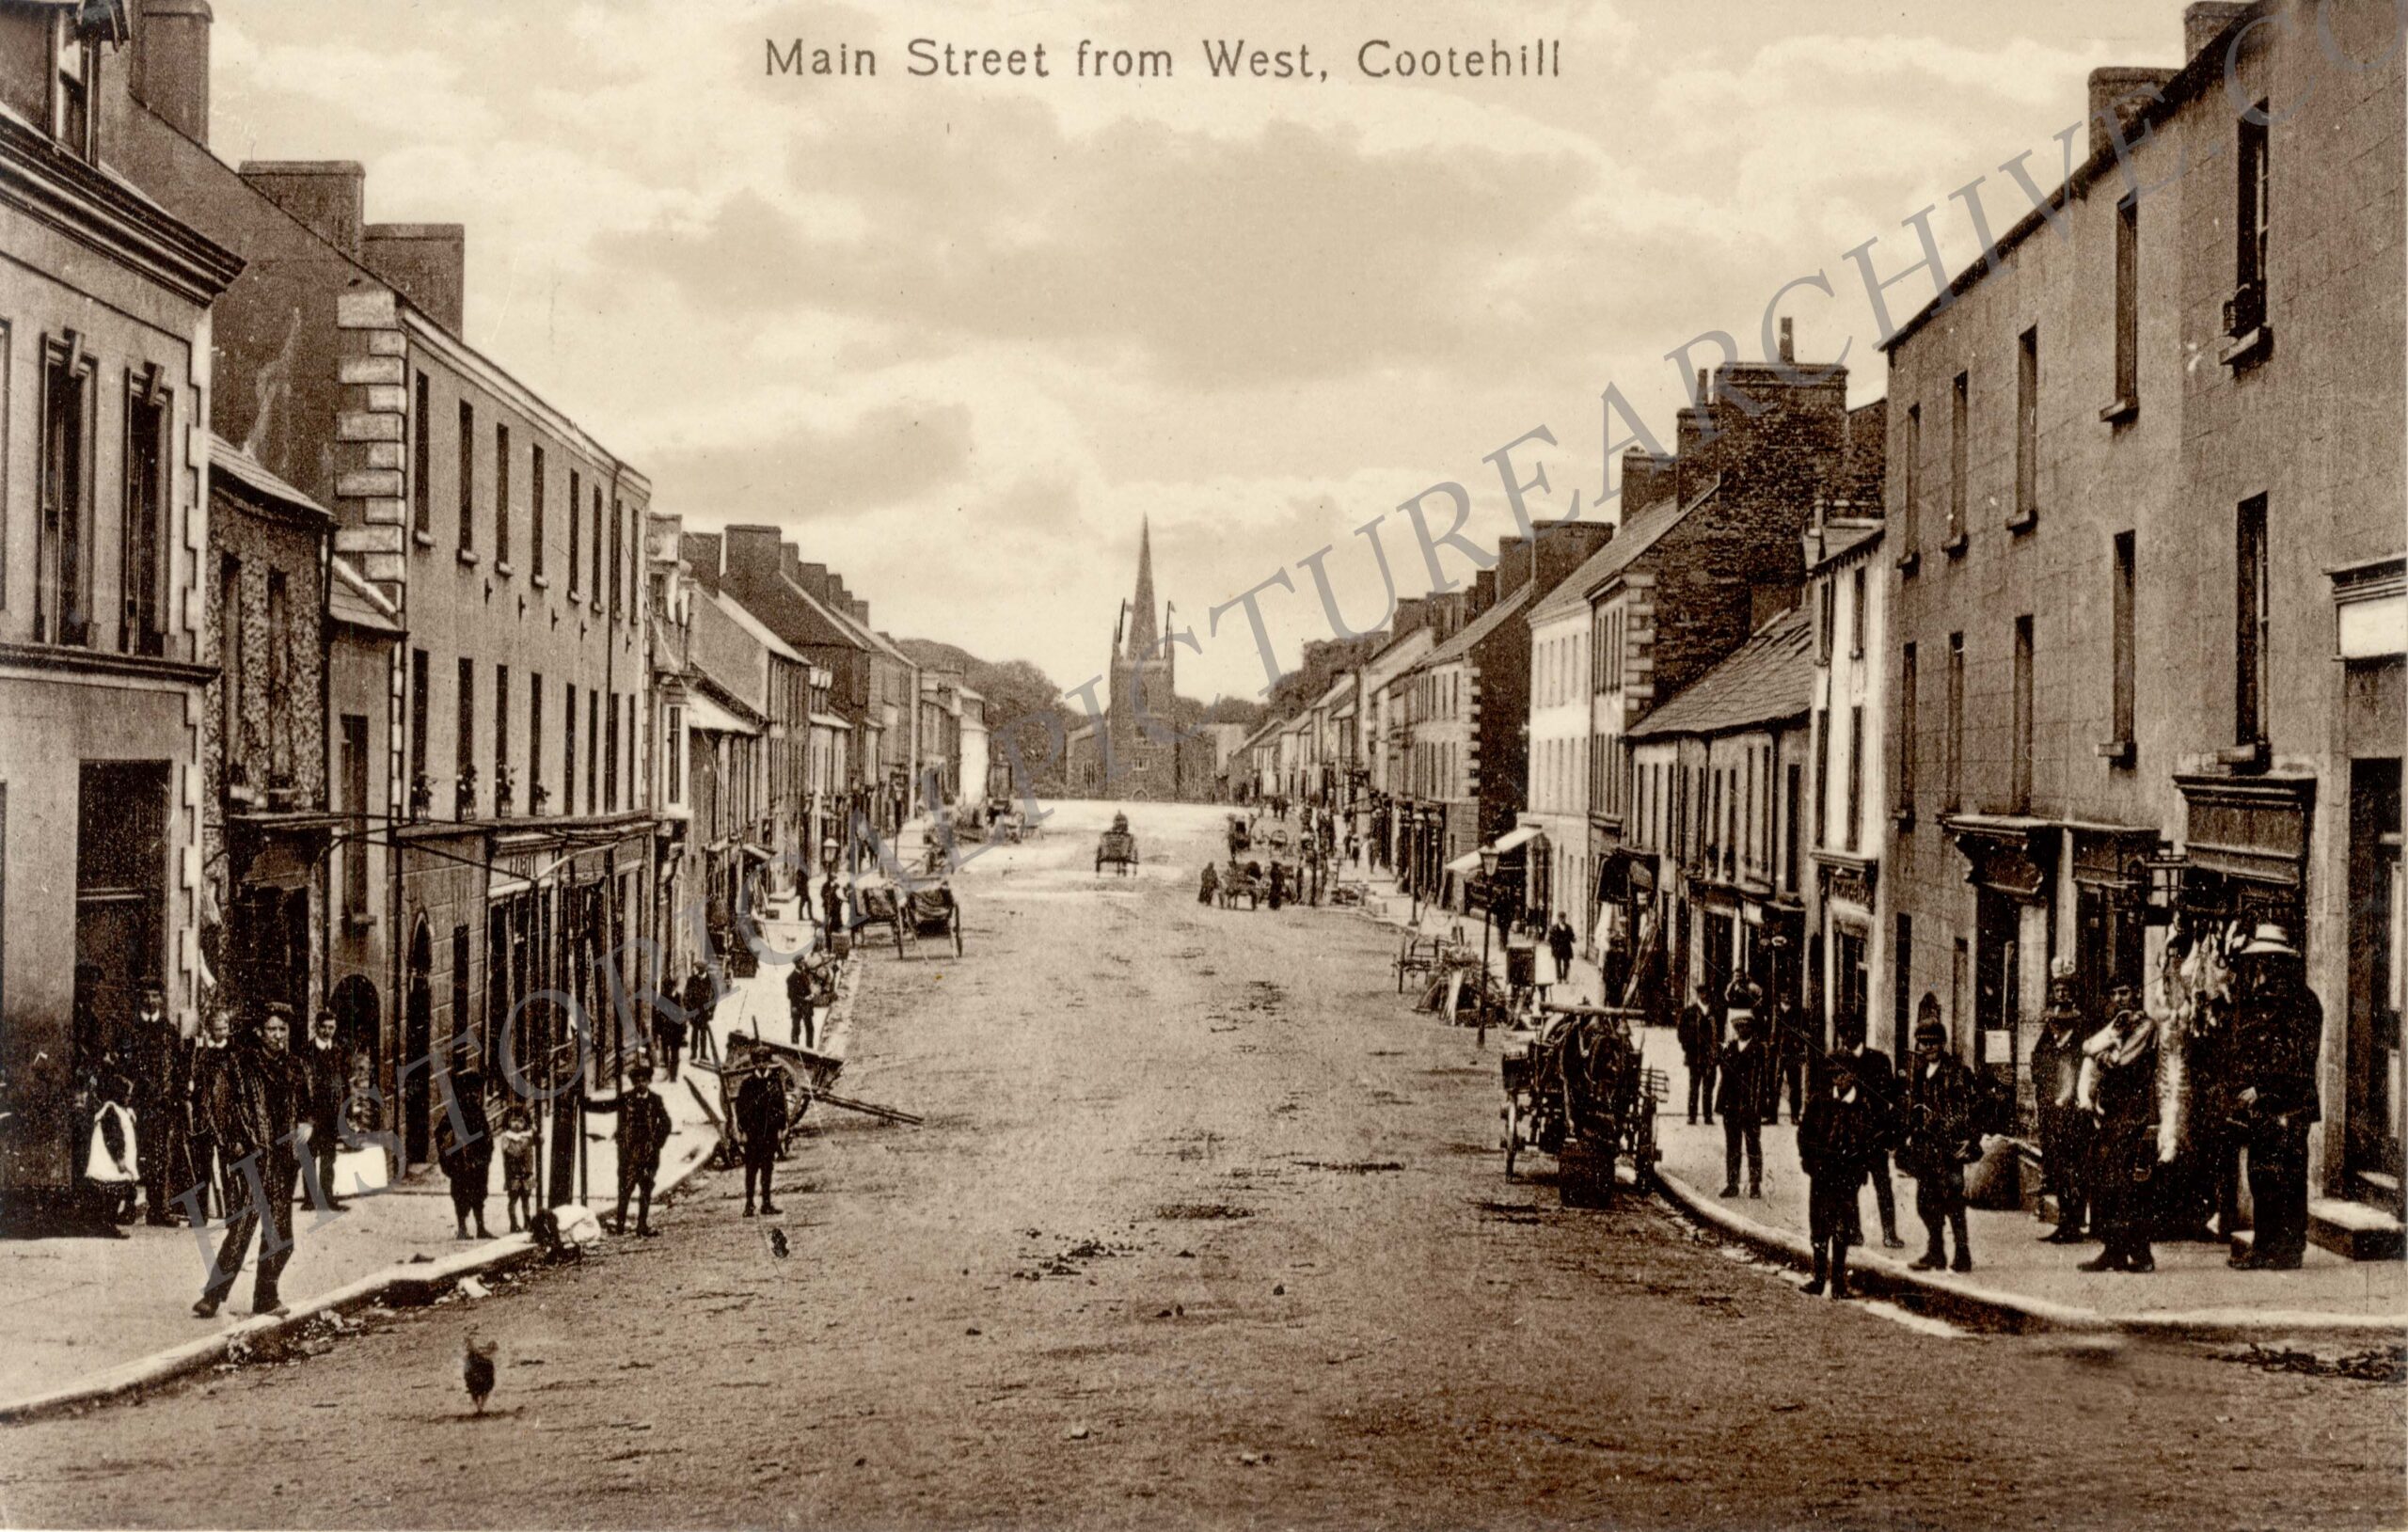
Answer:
[1627,608,1815,1026]
[1803,511,1887,1056]
[1879,0,2403,1249]
[0,0,241,1204]
[1525,326,1877,985]
[96,4,657,1175]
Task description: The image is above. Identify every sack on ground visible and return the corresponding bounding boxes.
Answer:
[334,1145,389,1195]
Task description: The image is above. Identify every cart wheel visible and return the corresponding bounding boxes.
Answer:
[1503,1097,1521,1179]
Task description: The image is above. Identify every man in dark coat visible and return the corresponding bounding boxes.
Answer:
[1798,1051,1878,1298]
[297,1008,350,1212]
[2078,985,2161,1273]
[819,875,846,952]
[2226,926,2321,1270]
[734,1055,791,1217]
[680,962,720,1070]
[2032,972,2093,1244]
[589,1059,673,1237]
[1678,984,1721,1126]
[1900,1006,1980,1272]
[182,1010,234,1223]
[192,1009,305,1319]
[1826,1014,1906,1249]
[1715,1011,1771,1198]
[785,958,817,1050]
[1546,917,1576,987]
[126,982,187,1227]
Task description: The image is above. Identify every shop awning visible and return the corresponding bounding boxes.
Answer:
[1489,824,1545,855]
[686,692,758,736]
[1445,848,1483,876]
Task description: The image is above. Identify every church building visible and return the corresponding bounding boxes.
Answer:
[1065,521,1213,801]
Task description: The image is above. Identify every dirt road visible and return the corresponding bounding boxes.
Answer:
[3,802,2399,1529]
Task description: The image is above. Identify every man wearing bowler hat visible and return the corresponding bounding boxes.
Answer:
[2226,924,2321,1270]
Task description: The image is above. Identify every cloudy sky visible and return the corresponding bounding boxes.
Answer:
[211,0,2193,702]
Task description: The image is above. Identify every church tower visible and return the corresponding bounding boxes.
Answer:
[1105,517,1180,799]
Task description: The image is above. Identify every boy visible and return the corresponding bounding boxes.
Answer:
[587,1060,673,1237]
[734,1054,791,1217]
[1798,1051,1877,1298]
[1900,1007,1981,1273]
[498,1106,537,1235]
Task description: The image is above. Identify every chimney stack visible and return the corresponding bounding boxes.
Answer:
[2086,67,2178,160]
[720,524,784,587]
[1496,536,1530,600]
[1533,521,1614,598]
[361,224,466,335]
[797,561,829,601]
[1620,448,1674,512]
[238,161,364,259]
[780,544,801,585]
[2184,2,2252,62]
[131,0,212,146]
[678,531,723,591]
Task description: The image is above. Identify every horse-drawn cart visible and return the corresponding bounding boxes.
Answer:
[1096,829,1138,875]
[1498,1003,1664,1206]
[853,878,963,958]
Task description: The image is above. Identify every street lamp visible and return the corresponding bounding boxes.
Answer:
[1477,843,1500,1050]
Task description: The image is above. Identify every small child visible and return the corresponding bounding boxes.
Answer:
[498,1107,537,1235]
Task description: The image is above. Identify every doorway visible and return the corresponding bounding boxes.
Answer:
[74,762,166,1075]
[2348,760,2403,1213]
[1974,889,2021,1093]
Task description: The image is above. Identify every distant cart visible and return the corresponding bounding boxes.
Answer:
[1097,829,1138,876]
[852,878,963,958]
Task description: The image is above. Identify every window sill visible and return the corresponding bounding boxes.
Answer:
[2094,738,2135,768]
[2220,325,2273,371]
[457,548,481,567]
[412,529,436,548]
[2004,510,2037,534]
[1941,532,1969,559]
[1894,549,1921,576]
[495,561,515,578]
[342,908,375,933]
[531,574,549,590]
[2215,738,2270,772]
[1892,807,1915,830]
[2098,395,2139,425]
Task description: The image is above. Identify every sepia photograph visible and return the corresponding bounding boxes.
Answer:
[0,0,2402,1525]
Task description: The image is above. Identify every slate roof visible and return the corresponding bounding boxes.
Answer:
[1628,607,1813,739]
[1526,474,1721,624]
[328,557,402,635]
[708,589,804,664]
[210,434,327,520]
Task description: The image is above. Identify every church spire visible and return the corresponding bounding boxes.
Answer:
[1126,517,1160,658]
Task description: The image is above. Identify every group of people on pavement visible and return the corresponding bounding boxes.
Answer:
[1662,919,2325,1296]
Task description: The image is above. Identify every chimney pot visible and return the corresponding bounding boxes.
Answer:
[2184,2,2253,62]
[2085,66,2178,162]
[1778,317,1795,363]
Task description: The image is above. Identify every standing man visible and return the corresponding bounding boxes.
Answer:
[2032,970,2093,1245]
[297,1008,349,1213]
[182,1008,234,1223]
[1829,1014,1907,1250]
[191,1008,305,1319]
[785,956,816,1051]
[1798,1050,1877,1299]
[126,982,185,1228]
[1679,984,1721,1127]
[1899,1003,1980,1273]
[589,1060,673,1237]
[1715,1010,1770,1198]
[1546,916,1576,988]
[2226,925,2321,1271]
[819,874,847,954]
[681,961,721,1071]
[734,1054,790,1218]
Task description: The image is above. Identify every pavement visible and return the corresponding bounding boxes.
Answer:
[1343,861,2408,1340]
[0,892,857,1421]
[1,798,2395,1530]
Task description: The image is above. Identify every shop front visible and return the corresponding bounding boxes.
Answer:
[1942,814,2054,1113]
